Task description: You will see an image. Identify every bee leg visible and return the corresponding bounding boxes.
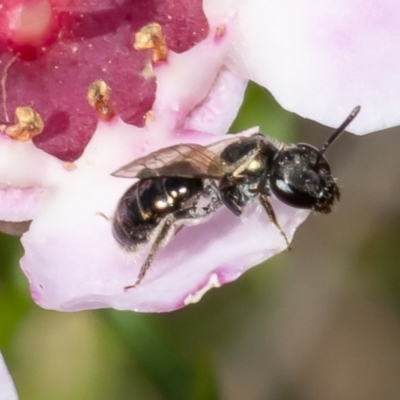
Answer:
[96,212,111,221]
[124,195,221,291]
[219,175,250,216]
[259,194,291,250]
[124,214,177,291]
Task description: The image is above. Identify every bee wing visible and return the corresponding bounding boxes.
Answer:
[112,143,228,179]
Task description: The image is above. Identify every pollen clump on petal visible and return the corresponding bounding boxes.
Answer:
[134,23,168,63]
[87,79,115,121]
[215,24,226,38]
[5,106,43,141]
[62,162,77,172]
[145,110,154,123]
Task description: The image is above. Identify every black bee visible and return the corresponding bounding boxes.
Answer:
[112,106,360,289]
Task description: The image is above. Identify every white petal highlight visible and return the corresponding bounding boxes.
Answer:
[0,354,18,400]
[227,0,400,133]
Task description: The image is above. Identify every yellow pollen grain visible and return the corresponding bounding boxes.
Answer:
[87,79,115,121]
[145,110,154,124]
[6,106,44,141]
[63,162,77,171]
[86,159,95,166]
[215,24,226,38]
[134,23,168,63]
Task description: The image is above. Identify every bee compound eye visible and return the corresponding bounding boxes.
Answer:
[304,170,321,189]
[271,175,318,209]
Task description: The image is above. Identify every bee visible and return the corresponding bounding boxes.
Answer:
[112,106,360,289]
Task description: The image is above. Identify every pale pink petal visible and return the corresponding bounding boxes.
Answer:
[0,187,42,222]
[0,353,18,400]
[22,185,308,312]
[215,0,400,134]
[0,135,63,222]
[152,29,246,136]
[184,67,248,135]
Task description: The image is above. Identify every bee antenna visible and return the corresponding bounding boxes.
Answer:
[319,106,361,156]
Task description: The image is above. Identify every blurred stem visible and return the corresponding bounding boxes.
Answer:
[0,233,31,352]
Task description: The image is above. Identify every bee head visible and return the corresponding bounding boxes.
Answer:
[269,144,339,213]
[268,106,360,213]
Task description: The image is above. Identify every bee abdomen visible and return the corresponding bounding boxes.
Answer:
[113,177,204,251]
[112,189,156,250]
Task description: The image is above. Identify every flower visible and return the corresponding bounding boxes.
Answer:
[1,0,400,312]
[0,353,17,400]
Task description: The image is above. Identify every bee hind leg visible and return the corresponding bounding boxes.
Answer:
[124,214,177,291]
[96,212,111,221]
[259,194,291,250]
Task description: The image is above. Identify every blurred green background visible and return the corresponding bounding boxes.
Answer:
[2,82,400,400]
